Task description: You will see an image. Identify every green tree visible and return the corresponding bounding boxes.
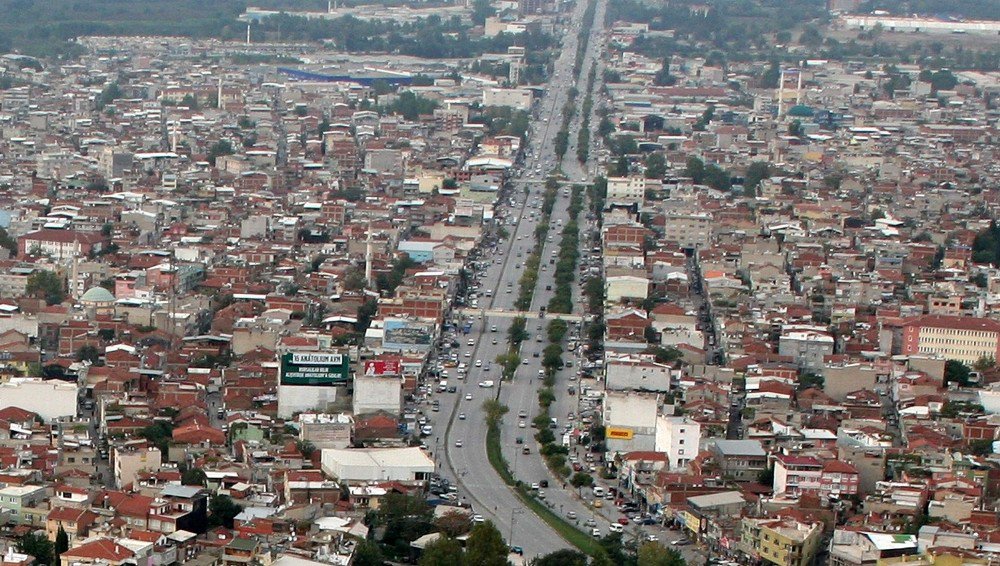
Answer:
[465,521,509,566]
[181,467,207,486]
[945,360,973,387]
[471,0,494,25]
[760,61,781,88]
[352,539,385,566]
[598,533,630,566]
[434,510,473,537]
[376,493,434,558]
[644,153,667,179]
[0,226,17,257]
[590,550,616,566]
[442,178,459,190]
[139,421,174,457]
[615,155,630,176]
[974,355,997,372]
[685,156,705,184]
[920,69,958,92]
[418,536,466,566]
[207,139,235,165]
[76,344,101,364]
[788,119,803,137]
[536,549,589,566]
[637,542,684,566]
[652,58,676,86]
[547,319,568,343]
[482,399,509,428]
[798,25,823,48]
[55,526,69,564]
[208,494,243,528]
[180,93,199,109]
[743,161,771,195]
[570,471,594,489]
[97,82,123,110]
[648,346,681,364]
[26,270,66,305]
[17,533,53,565]
[758,465,775,486]
[704,164,731,191]
[798,372,825,390]
[296,440,316,458]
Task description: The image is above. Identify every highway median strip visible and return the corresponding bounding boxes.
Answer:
[485,418,601,556]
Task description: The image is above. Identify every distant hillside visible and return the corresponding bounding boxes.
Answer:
[0,0,247,57]
[860,0,1000,21]
[0,0,478,58]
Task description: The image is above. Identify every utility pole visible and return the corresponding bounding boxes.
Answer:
[509,507,524,545]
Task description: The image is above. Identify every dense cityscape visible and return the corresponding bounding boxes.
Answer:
[0,0,998,565]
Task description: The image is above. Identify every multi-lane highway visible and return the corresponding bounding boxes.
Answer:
[425,0,702,561]
[429,0,604,559]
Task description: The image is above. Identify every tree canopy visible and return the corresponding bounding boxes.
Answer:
[465,521,510,566]
[26,270,66,305]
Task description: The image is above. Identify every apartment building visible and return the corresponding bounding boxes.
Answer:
[901,315,1000,365]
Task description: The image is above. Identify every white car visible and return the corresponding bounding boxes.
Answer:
[479,380,495,388]
[465,393,473,400]
[472,514,485,523]
[458,413,466,420]
[455,439,463,447]
[475,360,483,367]
[519,421,526,428]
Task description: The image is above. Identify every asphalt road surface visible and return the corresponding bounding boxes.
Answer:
[430,0,706,562]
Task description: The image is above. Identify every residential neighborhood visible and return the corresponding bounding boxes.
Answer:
[0,0,997,565]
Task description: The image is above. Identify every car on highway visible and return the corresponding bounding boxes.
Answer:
[591,528,601,538]
[478,380,494,388]
[518,420,526,428]
[458,413,466,420]
[465,393,473,400]
[455,439,463,447]
[609,523,624,533]
[618,517,629,525]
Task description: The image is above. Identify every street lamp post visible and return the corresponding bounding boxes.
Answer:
[509,507,524,545]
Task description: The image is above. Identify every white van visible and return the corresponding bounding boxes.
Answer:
[592,486,606,497]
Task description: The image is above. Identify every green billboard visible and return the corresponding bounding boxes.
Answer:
[280,352,351,385]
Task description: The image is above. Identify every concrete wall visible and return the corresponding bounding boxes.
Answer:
[822,364,878,402]
[0,379,77,422]
[278,385,342,419]
[353,376,402,416]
